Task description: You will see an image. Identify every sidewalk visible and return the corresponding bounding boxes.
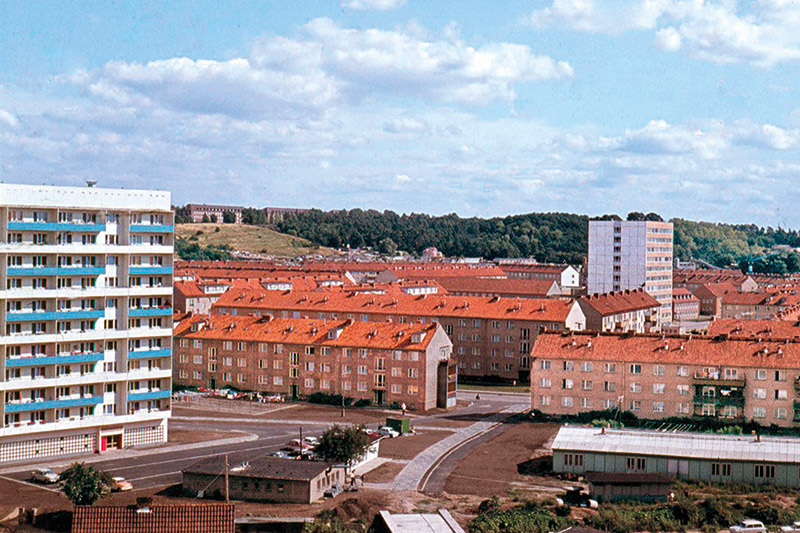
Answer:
[390,403,528,491]
[0,431,259,475]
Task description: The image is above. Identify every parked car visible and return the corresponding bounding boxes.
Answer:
[110,476,133,492]
[376,426,399,438]
[324,483,343,498]
[730,520,767,533]
[285,439,314,450]
[31,468,59,484]
[781,522,800,533]
[267,450,291,458]
[303,436,319,446]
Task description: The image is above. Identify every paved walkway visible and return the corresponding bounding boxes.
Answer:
[391,403,528,491]
[0,431,259,475]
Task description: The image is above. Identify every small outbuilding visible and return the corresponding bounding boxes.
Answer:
[371,509,465,533]
[585,472,673,503]
[182,456,344,504]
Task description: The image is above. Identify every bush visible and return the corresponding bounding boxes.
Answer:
[353,399,371,408]
[553,505,571,517]
[478,496,500,513]
[307,392,354,407]
[469,506,572,533]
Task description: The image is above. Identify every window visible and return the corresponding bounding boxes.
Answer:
[755,369,767,380]
[604,363,616,373]
[653,365,665,376]
[540,360,551,370]
[775,389,788,400]
[653,383,665,394]
[604,381,616,392]
[711,463,731,477]
[677,366,688,377]
[563,361,574,371]
[563,453,584,467]
[539,395,551,406]
[561,379,573,390]
[581,380,592,391]
[776,407,788,420]
[539,377,551,388]
[652,402,665,412]
[629,400,641,411]
[753,388,766,399]
[561,396,574,407]
[581,361,593,372]
[626,457,647,471]
[754,464,776,479]
[677,384,689,395]
[629,364,641,374]
[775,370,788,382]
[629,382,641,393]
[753,407,767,418]
[580,397,593,408]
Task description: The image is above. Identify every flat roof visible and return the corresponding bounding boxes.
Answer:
[0,183,170,211]
[183,456,337,480]
[552,426,800,464]
[377,510,465,533]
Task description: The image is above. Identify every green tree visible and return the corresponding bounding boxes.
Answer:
[241,207,267,225]
[59,462,112,506]
[644,212,664,221]
[209,214,218,223]
[222,210,236,224]
[201,213,211,223]
[626,211,645,221]
[313,425,371,473]
[378,237,398,255]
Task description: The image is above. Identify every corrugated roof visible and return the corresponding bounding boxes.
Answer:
[552,426,800,463]
[183,456,336,480]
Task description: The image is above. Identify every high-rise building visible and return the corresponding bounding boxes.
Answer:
[587,220,673,324]
[0,184,174,463]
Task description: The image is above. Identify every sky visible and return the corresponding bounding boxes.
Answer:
[2,1,800,227]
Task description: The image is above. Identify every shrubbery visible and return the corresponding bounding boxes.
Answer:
[469,502,573,533]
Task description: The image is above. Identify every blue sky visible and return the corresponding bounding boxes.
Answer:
[2,1,800,227]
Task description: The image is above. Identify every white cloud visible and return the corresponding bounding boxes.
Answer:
[526,0,800,67]
[0,109,19,128]
[395,173,411,182]
[382,117,429,134]
[341,0,406,10]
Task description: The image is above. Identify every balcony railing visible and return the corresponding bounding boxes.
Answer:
[692,373,746,387]
[7,221,106,232]
[128,307,172,317]
[127,348,171,360]
[5,351,103,367]
[129,266,173,275]
[6,309,104,322]
[127,389,171,402]
[6,266,105,276]
[129,224,173,233]
[4,395,103,413]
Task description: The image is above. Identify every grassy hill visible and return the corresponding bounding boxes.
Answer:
[176,223,338,258]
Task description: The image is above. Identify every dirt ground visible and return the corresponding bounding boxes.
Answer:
[264,404,389,424]
[443,421,561,497]
[378,430,454,460]
[364,461,405,484]
[167,427,247,445]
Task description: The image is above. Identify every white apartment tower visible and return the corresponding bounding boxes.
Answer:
[587,220,673,324]
[0,184,173,463]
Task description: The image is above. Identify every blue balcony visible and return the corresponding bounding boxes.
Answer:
[6,310,104,322]
[128,348,171,360]
[7,222,106,232]
[129,224,173,234]
[128,307,173,317]
[5,352,103,367]
[4,395,103,413]
[129,266,173,275]
[127,390,171,402]
[6,266,105,276]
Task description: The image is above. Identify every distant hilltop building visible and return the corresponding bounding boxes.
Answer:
[176,204,308,224]
[588,220,674,324]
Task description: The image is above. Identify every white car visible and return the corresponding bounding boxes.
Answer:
[781,522,800,533]
[376,426,399,438]
[31,467,59,484]
[730,520,767,533]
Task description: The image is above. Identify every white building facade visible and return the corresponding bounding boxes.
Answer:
[0,184,173,463]
[587,220,673,324]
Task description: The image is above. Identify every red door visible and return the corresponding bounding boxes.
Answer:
[100,437,108,452]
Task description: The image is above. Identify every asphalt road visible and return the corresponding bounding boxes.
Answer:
[1,390,525,495]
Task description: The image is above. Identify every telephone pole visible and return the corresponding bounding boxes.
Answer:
[224,454,229,502]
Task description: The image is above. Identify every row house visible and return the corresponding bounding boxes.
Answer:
[531,331,800,428]
[173,314,455,411]
[721,291,800,320]
[211,288,586,383]
[500,264,581,293]
[173,279,231,315]
[672,288,700,321]
[176,204,245,223]
[436,277,562,299]
[673,270,759,293]
[577,289,662,333]
[692,283,738,317]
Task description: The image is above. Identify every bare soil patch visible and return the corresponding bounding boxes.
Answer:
[167,427,246,445]
[379,430,454,461]
[443,422,561,497]
[365,461,405,484]
[266,405,388,424]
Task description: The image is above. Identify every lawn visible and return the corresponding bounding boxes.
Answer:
[176,223,338,258]
[458,383,530,394]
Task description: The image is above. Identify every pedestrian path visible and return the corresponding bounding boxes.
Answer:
[391,403,527,491]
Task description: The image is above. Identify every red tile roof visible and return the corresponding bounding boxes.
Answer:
[174,280,205,299]
[175,314,441,350]
[707,318,800,339]
[672,288,699,302]
[694,282,739,298]
[436,277,559,297]
[532,331,800,369]
[211,287,578,324]
[499,264,573,275]
[71,503,234,533]
[579,289,660,316]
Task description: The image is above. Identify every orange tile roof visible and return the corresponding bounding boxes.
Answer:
[694,282,739,298]
[212,287,577,324]
[174,280,205,299]
[436,277,559,296]
[174,314,441,350]
[579,289,660,316]
[499,264,573,275]
[707,318,800,339]
[672,288,699,302]
[71,503,234,533]
[532,331,800,369]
